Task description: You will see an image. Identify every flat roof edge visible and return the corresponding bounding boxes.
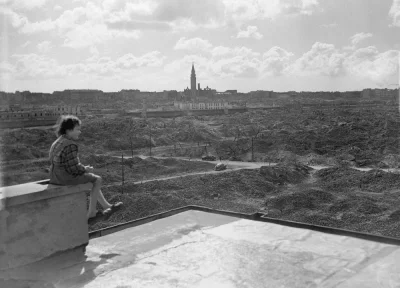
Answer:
[88,205,400,246]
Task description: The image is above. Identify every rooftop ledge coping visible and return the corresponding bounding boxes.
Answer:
[0,180,93,209]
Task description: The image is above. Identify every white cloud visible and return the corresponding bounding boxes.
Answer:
[389,0,400,27]
[79,51,166,77]
[300,0,320,15]
[0,0,49,10]
[62,22,140,49]
[211,46,232,57]
[284,41,399,87]
[2,0,322,42]
[210,55,260,78]
[350,32,373,46]
[166,44,262,79]
[116,51,166,68]
[261,46,294,76]
[344,48,399,86]
[153,0,225,25]
[87,46,100,62]
[0,61,15,82]
[164,54,210,74]
[286,42,346,77]
[236,26,263,39]
[106,0,158,17]
[19,19,56,33]
[100,0,321,34]
[54,5,63,11]
[0,60,15,74]
[174,37,213,52]
[0,7,28,28]
[37,41,52,53]
[11,54,69,79]
[53,6,87,32]
[105,0,225,32]
[211,46,260,58]
[2,2,142,48]
[8,50,167,80]
[166,40,393,85]
[222,0,321,24]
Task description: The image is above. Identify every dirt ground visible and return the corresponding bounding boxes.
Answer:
[89,164,400,239]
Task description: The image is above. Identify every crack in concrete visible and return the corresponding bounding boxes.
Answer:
[92,239,207,280]
[137,240,206,261]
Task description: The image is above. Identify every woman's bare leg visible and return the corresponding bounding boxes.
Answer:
[97,189,112,209]
[87,177,101,219]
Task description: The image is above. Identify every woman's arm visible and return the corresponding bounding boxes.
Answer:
[62,144,87,176]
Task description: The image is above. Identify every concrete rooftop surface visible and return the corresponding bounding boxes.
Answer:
[1,210,400,288]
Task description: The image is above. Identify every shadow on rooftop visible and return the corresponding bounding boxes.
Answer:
[0,248,121,288]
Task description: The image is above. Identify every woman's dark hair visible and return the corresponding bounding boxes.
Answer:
[55,115,81,137]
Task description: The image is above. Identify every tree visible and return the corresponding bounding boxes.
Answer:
[246,123,262,161]
[145,121,154,157]
[127,118,145,158]
[216,124,246,159]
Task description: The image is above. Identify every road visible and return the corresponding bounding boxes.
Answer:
[102,155,270,187]
[111,154,400,173]
[101,154,400,188]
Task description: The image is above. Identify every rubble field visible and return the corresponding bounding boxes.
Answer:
[2,105,400,238]
[89,163,400,239]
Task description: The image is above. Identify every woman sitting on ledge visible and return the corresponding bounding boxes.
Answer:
[49,115,122,221]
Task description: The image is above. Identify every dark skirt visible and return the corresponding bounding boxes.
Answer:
[49,165,97,186]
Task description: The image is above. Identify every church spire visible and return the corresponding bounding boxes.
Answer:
[191,62,195,74]
[190,62,196,99]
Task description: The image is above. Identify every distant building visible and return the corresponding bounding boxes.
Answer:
[225,90,237,94]
[68,90,102,102]
[0,105,81,120]
[177,64,226,109]
[191,63,197,98]
[47,105,82,116]
[249,90,273,99]
[183,63,216,99]
[174,101,230,110]
[362,88,398,101]
[120,89,140,101]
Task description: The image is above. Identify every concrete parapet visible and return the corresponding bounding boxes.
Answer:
[0,180,91,270]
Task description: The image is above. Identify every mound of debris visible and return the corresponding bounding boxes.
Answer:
[316,167,400,193]
[379,154,400,168]
[159,158,181,166]
[81,154,112,165]
[259,163,313,184]
[266,188,335,213]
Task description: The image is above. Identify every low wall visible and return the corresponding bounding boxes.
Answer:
[0,180,91,270]
[0,118,57,129]
[146,110,185,118]
[126,108,249,119]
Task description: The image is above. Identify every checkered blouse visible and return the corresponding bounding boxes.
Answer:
[49,136,86,176]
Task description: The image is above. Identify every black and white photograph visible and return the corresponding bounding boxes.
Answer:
[0,0,399,287]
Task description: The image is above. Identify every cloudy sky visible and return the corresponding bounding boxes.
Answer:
[0,0,399,93]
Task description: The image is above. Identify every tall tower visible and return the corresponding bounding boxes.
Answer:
[190,63,197,99]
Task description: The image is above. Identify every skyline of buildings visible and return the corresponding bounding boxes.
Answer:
[0,62,399,106]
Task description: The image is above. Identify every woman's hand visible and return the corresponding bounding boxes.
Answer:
[85,165,94,173]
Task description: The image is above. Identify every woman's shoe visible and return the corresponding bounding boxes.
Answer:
[110,202,123,211]
[102,202,123,220]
